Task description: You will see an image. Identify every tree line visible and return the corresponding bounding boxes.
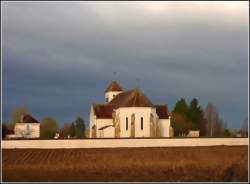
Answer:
[2,107,86,139]
[171,98,248,137]
[2,103,248,138]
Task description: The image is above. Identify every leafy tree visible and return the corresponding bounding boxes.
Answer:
[188,99,205,134]
[171,98,206,136]
[187,98,203,130]
[2,123,8,139]
[10,106,29,129]
[223,129,232,137]
[171,112,190,136]
[40,117,59,138]
[60,123,71,138]
[171,98,190,136]
[199,118,208,136]
[69,122,75,138]
[171,99,225,137]
[172,98,189,116]
[2,122,17,138]
[74,117,85,138]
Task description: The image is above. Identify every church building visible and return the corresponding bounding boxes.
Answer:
[88,81,173,138]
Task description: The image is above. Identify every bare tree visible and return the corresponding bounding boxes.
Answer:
[11,107,29,128]
[60,123,71,138]
[241,117,248,137]
[204,103,216,137]
[216,119,225,137]
[204,103,224,137]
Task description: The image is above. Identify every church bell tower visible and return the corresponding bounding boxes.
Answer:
[104,80,123,103]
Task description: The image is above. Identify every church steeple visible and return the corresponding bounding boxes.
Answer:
[105,80,123,92]
[105,81,123,103]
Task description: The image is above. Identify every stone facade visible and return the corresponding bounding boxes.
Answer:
[88,81,173,138]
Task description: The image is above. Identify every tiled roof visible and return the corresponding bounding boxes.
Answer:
[105,81,123,92]
[20,114,40,123]
[93,104,114,119]
[108,89,153,108]
[94,88,169,119]
[155,105,169,119]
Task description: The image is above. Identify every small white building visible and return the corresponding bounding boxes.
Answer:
[14,114,40,138]
[88,80,173,138]
[187,130,200,137]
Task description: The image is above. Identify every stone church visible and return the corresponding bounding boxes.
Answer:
[88,81,173,138]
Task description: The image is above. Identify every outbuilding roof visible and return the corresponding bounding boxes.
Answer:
[98,125,114,130]
[20,114,40,123]
[155,105,169,119]
[93,104,114,119]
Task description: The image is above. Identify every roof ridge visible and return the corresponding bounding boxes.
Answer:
[108,88,153,108]
[21,114,40,123]
[93,103,113,106]
[155,104,167,107]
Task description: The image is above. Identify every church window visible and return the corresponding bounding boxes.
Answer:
[141,117,143,130]
[105,98,108,103]
[126,117,128,130]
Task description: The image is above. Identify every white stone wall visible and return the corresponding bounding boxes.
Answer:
[89,107,172,138]
[159,119,171,137]
[105,91,122,103]
[14,123,40,138]
[96,119,113,130]
[89,105,172,138]
[88,105,114,138]
[2,138,248,149]
[88,106,96,137]
[117,107,156,137]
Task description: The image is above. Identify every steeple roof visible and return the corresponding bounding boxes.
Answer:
[105,80,123,92]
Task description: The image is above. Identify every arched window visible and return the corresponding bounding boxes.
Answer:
[141,117,143,130]
[126,117,128,130]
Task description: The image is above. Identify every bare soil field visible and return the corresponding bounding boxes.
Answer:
[2,146,248,182]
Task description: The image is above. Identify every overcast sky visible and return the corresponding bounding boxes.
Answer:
[2,1,248,128]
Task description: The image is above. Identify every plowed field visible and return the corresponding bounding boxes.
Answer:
[2,146,248,182]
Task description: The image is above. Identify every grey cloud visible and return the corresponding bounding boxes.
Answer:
[2,1,248,128]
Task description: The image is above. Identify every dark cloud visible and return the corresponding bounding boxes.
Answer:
[2,1,248,128]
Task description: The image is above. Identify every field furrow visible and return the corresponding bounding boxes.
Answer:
[2,146,248,182]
